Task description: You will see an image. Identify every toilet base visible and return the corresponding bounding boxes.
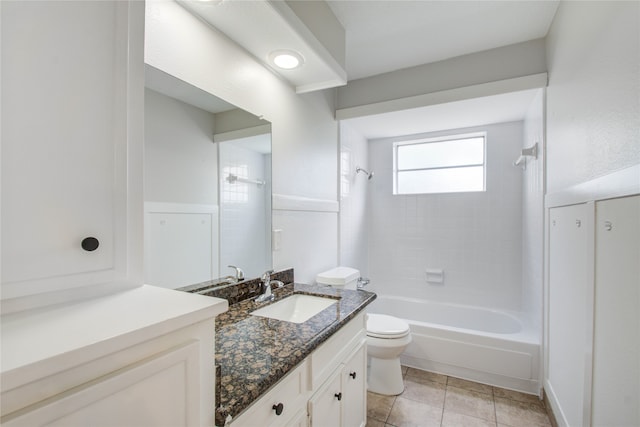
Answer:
[367,356,404,395]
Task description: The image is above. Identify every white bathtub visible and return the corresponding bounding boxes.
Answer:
[367,295,541,395]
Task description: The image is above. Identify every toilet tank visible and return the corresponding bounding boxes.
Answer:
[316,267,360,290]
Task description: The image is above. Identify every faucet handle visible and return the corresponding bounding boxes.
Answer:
[261,269,274,281]
[271,280,285,289]
[228,265,244,281]
[357,277,370,289]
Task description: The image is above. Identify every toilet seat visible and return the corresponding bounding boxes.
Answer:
[367,314,410,339]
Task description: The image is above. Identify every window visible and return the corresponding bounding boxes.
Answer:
[393,133,486,195]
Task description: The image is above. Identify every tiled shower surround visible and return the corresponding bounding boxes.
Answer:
[366,122,524,311]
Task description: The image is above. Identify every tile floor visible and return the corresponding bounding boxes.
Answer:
[366,367,552,427]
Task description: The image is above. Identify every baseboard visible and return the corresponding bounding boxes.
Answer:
[543,388,560,427]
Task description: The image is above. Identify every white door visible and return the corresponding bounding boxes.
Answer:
[309,370,342,427]
[1,0,142,301]
[342,343,366,427]
[592,195,640,426]
[547,203,590,427]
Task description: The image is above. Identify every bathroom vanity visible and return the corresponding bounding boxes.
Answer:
[208,282,376,427]
[0,286,228,426]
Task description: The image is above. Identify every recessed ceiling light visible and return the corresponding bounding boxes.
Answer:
[269,50,304,70]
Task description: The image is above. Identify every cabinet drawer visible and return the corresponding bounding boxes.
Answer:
[232,360,309,427]
[311,312,365,388]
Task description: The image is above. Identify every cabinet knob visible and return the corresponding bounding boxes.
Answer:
[272,403,284,416]
[334,392,342,401]
[81,237,100,252]
[349,371,357,379]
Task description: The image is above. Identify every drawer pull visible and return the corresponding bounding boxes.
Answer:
[349,371,357,379]
[81,237,100,252]
[334,392,342,401]
[272,403,284,416]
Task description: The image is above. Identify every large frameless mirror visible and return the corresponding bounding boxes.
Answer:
[143,65,272,289]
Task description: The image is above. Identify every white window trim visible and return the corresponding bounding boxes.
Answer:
[393,131,487,195]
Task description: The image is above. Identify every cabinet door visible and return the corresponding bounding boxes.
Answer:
[592,195,640,426]
[547,203,591,427]
[2,341,200,427]
[1,0,143,302]
[308,370,342,427]
[342,343,366,427]
[231,361,309,427]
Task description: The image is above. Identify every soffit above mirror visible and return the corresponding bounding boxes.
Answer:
[177,0,347,94]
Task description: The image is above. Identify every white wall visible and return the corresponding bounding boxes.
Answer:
[145,0,339,284]
[367,122,524,311]
[543,2,640,424]
[339,122,369,277]
[144,89,219,288]
[144,89,217,205]
[545,1,640,194]
[521,89,545,332]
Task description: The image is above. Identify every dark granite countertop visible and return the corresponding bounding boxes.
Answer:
[214,283,376,425]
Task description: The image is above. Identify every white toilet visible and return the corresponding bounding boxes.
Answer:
[316,267,412,396]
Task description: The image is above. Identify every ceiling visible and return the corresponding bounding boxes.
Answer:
[326,0,560,81]
[326,1,558,139]
[173,0,559,139]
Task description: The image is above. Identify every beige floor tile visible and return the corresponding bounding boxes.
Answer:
[365,418,387,427]
[400,376,446,408]
[368,391,396,422]
[444,386,496,422]
[494,397,551,427]
[387,396,443,427]
[447,377,494,396]
[405,368,448,385]
[492,387,543,406]
[401,365,409,376]
[442,411,498,427]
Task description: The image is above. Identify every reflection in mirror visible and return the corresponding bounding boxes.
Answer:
[216,112,272,281]
[143,65,272,289]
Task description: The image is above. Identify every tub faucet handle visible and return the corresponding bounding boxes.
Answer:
[357,277,370,289]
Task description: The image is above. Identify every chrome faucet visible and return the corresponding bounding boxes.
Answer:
[255,270,275,303]
[227,265,245,282]
[357,277,370,289]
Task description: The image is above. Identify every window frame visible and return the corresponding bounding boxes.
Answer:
[393,132,487,195]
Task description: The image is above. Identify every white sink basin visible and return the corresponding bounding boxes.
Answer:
[250,294,338,323]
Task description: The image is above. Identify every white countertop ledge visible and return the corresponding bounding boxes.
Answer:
[1,285,228,392]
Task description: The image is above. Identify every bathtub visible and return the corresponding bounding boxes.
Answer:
[367,295,541,395]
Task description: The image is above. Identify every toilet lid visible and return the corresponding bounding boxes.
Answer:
[367,313,410,338]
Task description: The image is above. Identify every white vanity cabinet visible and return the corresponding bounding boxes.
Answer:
[308,343,367,427]
[1,0,145,310]
[231,312,368,427]
[1,286,228,427]
[230,360,310,427]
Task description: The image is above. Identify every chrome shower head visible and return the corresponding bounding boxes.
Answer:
[356,166,374,180]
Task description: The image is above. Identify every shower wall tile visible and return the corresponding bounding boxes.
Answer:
[367,122,524,311]
[339,122,370,277]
